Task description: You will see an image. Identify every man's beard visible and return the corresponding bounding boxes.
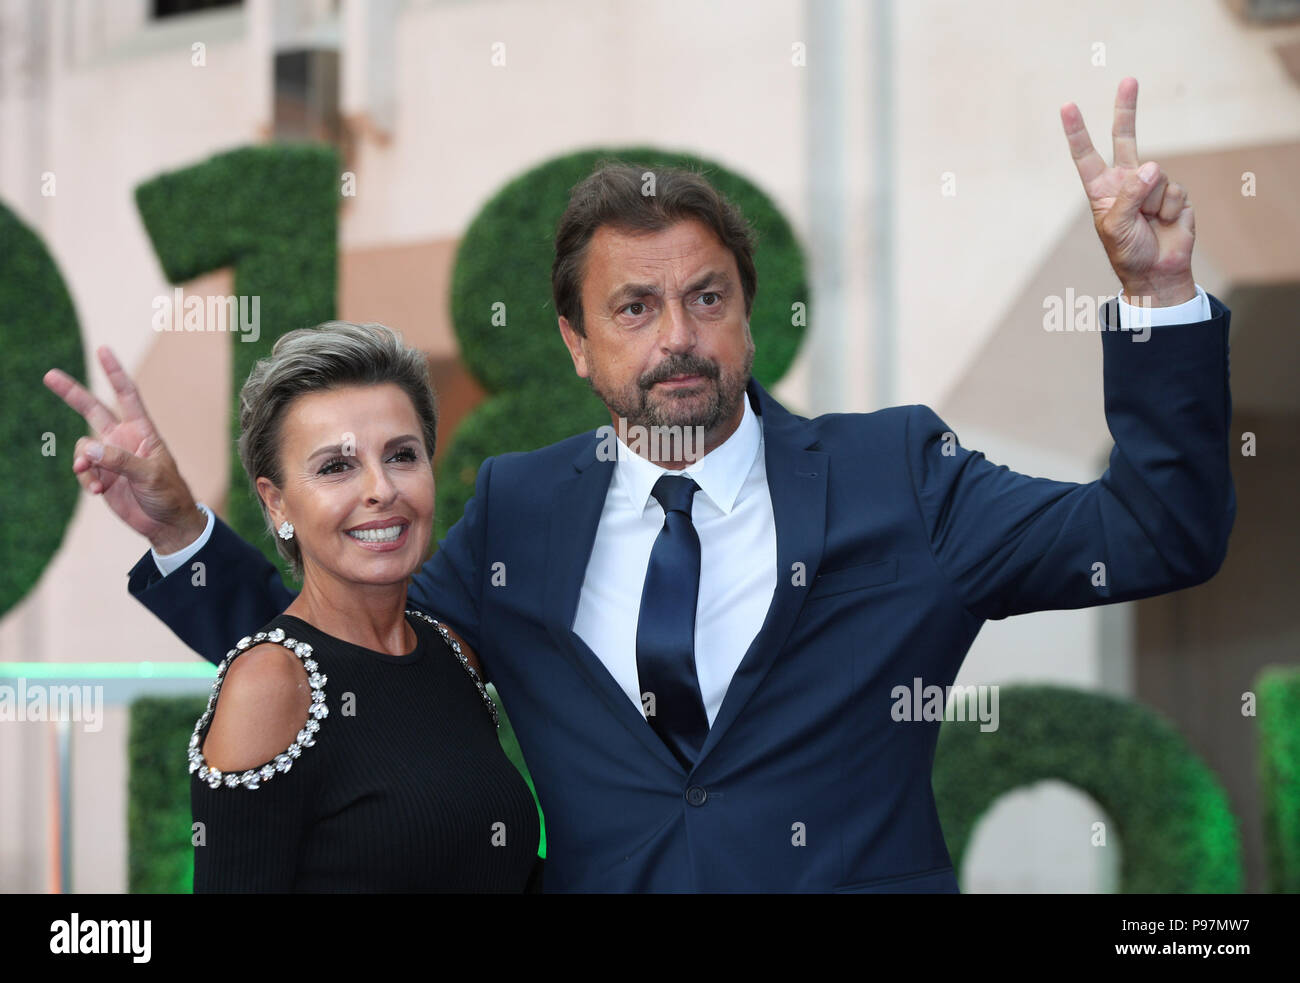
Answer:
[588,342,754,435]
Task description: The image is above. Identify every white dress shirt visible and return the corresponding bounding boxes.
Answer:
[1117,283,1209,330]
[572,393,776,727]
[153,502,215,576]
[154,286,1212,725]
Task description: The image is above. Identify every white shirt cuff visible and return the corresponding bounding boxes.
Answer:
[152,503,216,577]
[1117,283,1210,331]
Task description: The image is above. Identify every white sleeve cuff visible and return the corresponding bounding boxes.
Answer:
[152,503,216,577]
[1117,283,1210,331]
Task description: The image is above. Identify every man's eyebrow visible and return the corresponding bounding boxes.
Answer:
[605,271,732,309]
[605,282,661,308]
[307,434,421,460]
[684,270,731,294]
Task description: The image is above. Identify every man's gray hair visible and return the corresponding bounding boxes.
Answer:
[237,321,438,578]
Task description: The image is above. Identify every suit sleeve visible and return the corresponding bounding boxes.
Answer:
[406,456,493,678]
[127,518,296,667]
[906,294,1236,622]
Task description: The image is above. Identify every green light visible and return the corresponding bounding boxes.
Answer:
[0,663,216,680]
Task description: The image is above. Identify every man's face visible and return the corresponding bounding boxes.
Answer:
[559,218,755,444]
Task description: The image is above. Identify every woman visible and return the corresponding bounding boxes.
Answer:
[186,321,540,892]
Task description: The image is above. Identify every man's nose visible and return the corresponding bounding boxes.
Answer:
[659,298,696,351]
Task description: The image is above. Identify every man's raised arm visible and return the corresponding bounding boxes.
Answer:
[905,78,1236,620]
[908,291,1234,622]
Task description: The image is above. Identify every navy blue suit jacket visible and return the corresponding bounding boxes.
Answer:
[128,296,1235,892]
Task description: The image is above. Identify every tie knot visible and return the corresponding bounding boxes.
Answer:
[651,474,699,516]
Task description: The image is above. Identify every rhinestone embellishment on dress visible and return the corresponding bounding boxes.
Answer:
[188,631,325,791]
[405,609,499,728]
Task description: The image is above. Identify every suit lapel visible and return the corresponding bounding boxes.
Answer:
[542,380,828,774]
[695,380,828,766]
[543,436,685,772]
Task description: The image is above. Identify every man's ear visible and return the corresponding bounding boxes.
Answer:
[558,316,589,379]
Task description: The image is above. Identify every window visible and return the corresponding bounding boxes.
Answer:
[152,0,242,19]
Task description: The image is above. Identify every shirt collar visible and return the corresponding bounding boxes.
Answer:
[614,392,762,516]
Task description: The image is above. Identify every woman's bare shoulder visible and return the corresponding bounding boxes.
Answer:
[202,643,313,773]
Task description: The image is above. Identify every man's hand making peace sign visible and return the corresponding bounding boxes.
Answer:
[43,347,205,554]
[1061,76,1198,308]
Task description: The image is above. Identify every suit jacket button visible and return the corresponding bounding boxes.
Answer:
[686,786,708,806]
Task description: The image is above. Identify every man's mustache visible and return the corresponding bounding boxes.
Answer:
[640,357,720,389]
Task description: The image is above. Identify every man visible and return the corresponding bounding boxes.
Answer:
[47,79,1235,891]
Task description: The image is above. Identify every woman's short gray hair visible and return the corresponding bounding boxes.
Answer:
[237,321,438,578]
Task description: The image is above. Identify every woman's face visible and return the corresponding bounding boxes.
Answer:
[258,383,435,589]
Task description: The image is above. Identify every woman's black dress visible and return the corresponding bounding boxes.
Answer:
[189,609,541,892]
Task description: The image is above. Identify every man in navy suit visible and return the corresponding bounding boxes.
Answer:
[47,78,1234,891]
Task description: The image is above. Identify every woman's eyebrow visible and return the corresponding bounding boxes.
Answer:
[307,434,421,459]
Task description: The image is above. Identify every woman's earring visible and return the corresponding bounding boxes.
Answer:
[278,520,295,541]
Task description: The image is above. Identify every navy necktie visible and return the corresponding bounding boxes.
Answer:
[636,474,709,769]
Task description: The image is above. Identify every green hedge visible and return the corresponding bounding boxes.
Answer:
[437,147,809,538]
[128,696,207,893]
[933,685,1243,892]
[0,203,87,619]
[135,145,339,581]
[1258,668,1300,893]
